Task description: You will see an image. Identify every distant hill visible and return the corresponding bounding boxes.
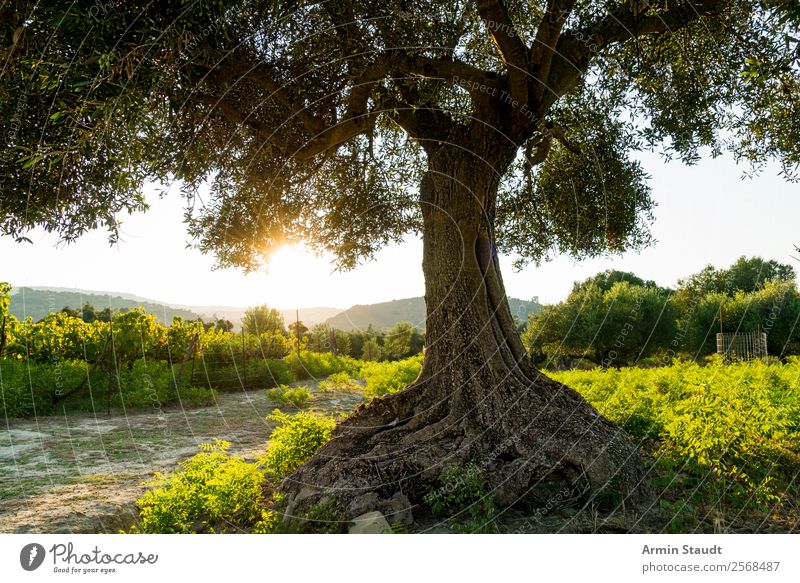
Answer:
[8,287,203,324]
[185,305,343,329]
[6,286,537,332]
[325,296,541,331]
[6,286,343,328]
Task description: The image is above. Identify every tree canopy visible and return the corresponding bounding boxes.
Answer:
[2,1,798,269]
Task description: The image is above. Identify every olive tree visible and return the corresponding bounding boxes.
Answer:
[2,0,798,519]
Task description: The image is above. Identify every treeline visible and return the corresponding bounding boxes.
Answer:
[239,305,424,361]
[523,256,800,367]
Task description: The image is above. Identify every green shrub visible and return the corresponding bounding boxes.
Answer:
[266,385,311,407]
[318,371,362,392]
[358,355,422,397]
[131,439,266,533]
[261,409,336,479]
[194,358,294,392]
[424,463,498,533]
[177,385,218,408]
[0,358,96,417]
[285,351,360,380]
[549,359,800,515]
[283,499,348,534]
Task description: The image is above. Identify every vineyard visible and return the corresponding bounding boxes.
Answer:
[0,288,417,418]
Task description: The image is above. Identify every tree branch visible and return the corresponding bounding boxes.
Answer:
[529,0,578,103]
[394,53,501,91]
[542,0,721,111]
[195,95,288,150]
[476,0,529,104]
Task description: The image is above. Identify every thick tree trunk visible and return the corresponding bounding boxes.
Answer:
[279,129,650,528]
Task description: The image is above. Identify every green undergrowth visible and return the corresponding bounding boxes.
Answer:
[128,409,338,533]
[358,355,422,397]
[0,358,215,417]
[265,385,311,407]
[424,463,498,533]
[549,358,800,531]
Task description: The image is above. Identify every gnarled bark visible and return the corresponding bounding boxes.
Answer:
[279,127,651,527]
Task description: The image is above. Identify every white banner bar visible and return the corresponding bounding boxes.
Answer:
[1,534,797,583]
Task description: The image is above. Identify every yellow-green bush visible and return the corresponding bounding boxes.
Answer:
[318,371,362,392]
[261,409,336,479]
[358,355,422,397]
[266,385,311,407]
[550,359,800,517]
[284,350,360,380]
[131,440,266,533]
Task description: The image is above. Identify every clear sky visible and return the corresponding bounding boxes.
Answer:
[1,150,799,309]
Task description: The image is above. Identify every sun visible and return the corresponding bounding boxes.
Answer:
[265,243,330,298]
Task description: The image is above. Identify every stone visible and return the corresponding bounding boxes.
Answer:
[347,491,380,518]
[284,485,319,516]
[381,491,413,526]
[348,511,391,534]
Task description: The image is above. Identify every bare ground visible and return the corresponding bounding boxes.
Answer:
[0,384,363,533]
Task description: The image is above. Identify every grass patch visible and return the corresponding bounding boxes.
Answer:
[265,385,311,407]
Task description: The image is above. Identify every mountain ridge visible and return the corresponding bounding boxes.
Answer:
[6,285,540,331]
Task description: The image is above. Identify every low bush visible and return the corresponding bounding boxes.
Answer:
[318,371,362,392]
[284,351,360,380]
[0,359,92,417]
[193,358,294,391]
[260,409,336,479]
[358,355,422,397]
[131,439,266,533]
[424,463,498,533]
[266,385,311,407]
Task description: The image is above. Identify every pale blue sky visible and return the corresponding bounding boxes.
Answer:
[1,150,798,309]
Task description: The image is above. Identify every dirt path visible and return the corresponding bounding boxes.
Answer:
[0,384,363,533]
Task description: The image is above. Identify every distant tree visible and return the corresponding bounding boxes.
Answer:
[242,305,286,336]
[60,306,80,318]
[572,270,660,294]
[361,337,382,362]
[80,303,98,323]
[214,319,234,333]
[309,323,333,353]
[95,307,114,323]
[334,330,352,357]
[676,256,796,306]
[288,320,309,340]
[524,278,677,366]
[384,321,424,359]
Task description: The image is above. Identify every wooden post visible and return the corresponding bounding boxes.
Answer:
[0,314,6,359]
[241,327,246,386]
[107,323,115,415]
